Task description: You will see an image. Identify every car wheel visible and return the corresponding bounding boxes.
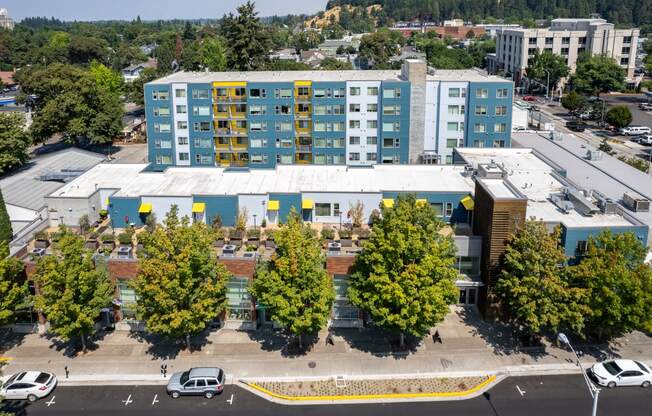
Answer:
[642,381,651,388]
[204,391,214,399]
[171,391,180,399]
[27,394,38,402]
[607,381,617,388]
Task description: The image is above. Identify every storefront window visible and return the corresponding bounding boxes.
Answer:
[226,277,253,321]
[332,275,359,320]
[118,279,138,319]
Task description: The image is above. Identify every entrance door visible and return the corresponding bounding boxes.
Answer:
[458,287,478,305]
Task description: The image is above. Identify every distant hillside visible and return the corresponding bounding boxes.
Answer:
[306,4,383,29]
[324,0,650,26]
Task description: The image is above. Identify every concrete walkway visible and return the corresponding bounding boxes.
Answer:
[2,307,651,386]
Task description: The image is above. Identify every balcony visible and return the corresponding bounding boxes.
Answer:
[295,153,313,164]
[218,152,249,167]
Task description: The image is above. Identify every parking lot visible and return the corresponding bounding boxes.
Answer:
[601,93,652,128]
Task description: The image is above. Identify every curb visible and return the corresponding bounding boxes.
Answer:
[238,374,500,405]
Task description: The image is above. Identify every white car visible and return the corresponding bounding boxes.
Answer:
[620,126,652,136]
[0,371,57,402]
[590,359,652,388]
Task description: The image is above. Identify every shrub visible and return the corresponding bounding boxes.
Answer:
[99,209,108,219]
[100,234,115,243]
[35,231,49,241]
[339,228,352,239]
[211,214,222,231]
[245,244,258,252]
[235,208,248,232]
[117,232,133,245]
[264,229,277,240]
[348,201,365,228]
[50,232,64,242]
[321,228,335,240]
[246,228,261,239]
[88,232,99,240]
[261,218,267,228]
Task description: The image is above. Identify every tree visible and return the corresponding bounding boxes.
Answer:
[89,60,124,96]
[571,55,625,97]
[348,195,458,347]
[133,205,229,349]
[561,91,587,115]
[32,227,114,352]
[358,29,404,69]
[250,209,334,348]
[598,139,614,155]
[494,221,588,337]
[320,57,353,70]
[0,242,27,328]
[220,1,272,71]
[605,105,633,129]
[525,50,570,95]
[78,214,90,236]
[0,189,12,244]
[0,113,31,174]
[198,37,227,71]
[571,231,652,340]
[264,59,310,71]
[292,30,324,54]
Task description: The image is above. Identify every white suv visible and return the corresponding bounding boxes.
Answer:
[0,371,57,402]
[620,126,652,136]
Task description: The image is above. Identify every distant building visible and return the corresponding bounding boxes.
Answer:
[390,22,486,40]
[475,23,522,38]
[0,71,16,87]
[300,50,327,68]
[0,8,14,30]
[121,59,157,83]
[488,18,639,86]
[269,48,300,62]
[389,46,426,63]
[317,35,363,57]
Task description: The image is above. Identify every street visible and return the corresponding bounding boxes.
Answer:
[2,375,651,416]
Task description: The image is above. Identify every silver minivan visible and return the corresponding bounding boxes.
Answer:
[620,126,652,136]
[166,367,225,399]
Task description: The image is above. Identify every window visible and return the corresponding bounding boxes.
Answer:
[314,154,326,164]
[561,37,570,44]
[192,89,209,100]
[430,203,443,216]
[333,88,346,97]
[152,90,169,100]
[275,88,292,99]
[332,155,345,164]
[276,121,292,132]
[193,122,211,132]
[193,138,211,148]
[175,89,186,98]
[383,137,399,148]
[249,121,267,131]
[579,36,587,44]
[349,87,361,96]
[475,105,487,115]
[192,106,210,116]
[475,88,488,98]
[497,88,509,98]
[622,46,631,54]
[367,136,377,145]
[448,88,460,98]
[155,154,172,165]
[333,105,345,115]
[179,152,189,161]
[333,122,345,132]
[528,47,537,56]
[382,155,400,164]
[154,123,171,133]
[367,86,378,96]
[313,105,327,115]
[382,105,400,115]
[155,107,171,117]
[366,152,377,161]
[315,203,331,216]
[623,36,632,44]
[383,121,400,132]
[176,121,187,130]
[314,88,327,98]
[495,105,507,115]
[195,154,212,164]
[226,276,252,321]
[448,105,460,116]
[474,123,486,133]
[249,88,266,98]
[175,105,187,114]
[493,140,506,148]
[367,103,378,112]
[473,140,485,148]
[250,154,268,164]
[620,57,629,65]
[561,47,569,56]
[349,120,360,129]
[314,122,326,132]
[332,138,345,148]
[528,37,537,45]
[349,103,360,113]
[314,138,327,148]
[177,136,188,145]
[445,202,453,216]
[494,123,507,133]
[296,86,310,98]
[367,120,378,129]
[275,105,292,115]
[575,240,588,256]
[383,88,401,98]
[545,37,553,45]
[447,122,458,132]
[446,138,458,148]
[249,105,267,115]
[349,136,360,145]
[250,138,267,148]
[349,152,360,161]
[154,139,172,149]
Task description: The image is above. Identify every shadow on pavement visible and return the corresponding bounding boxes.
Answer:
[0,329,28,353]
[127,328,214,360]
[331,326,419,358]
[0,399,30,416]
[245,328,321,358]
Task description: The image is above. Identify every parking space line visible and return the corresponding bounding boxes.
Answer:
[227,393,234,405]
[152,394,159,406]
[46,396,56,407]
[516,385,526,397]
[122,394,133,406]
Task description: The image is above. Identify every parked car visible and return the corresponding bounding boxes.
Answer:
[566,121,588,132]
[620,126,652,136]
[577,111,592,120]
[0,371,57,402]
[637,135,652,146]
[638,102,652,111]
[590,360,652,388]
[523,95,537,102]
[166,367,225,399]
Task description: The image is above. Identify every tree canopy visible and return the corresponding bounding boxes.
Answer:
[571,55,625,96]
[0,242,27,328]
[0,113,31,174]
[605,105,633,129]
[0,189,12,244]
[561,91,588,115]
[525,50,569,94]
[358,29,404,69]
[220,1,272,71]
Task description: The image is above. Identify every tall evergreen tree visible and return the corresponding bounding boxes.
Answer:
[220,1,272,71]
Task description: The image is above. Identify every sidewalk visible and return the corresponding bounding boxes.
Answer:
[2,307,652,386]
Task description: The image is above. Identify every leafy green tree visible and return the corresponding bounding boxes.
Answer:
[358,29,404,69]
[133,205,229,349]
[0,242,27,328]
[89,60,124,96]
[292,30,324,54]
[561,91,587,115]
[32,227,114,352]
[525,50,570,94]
[198,37,227,71]
[250,209,334,349]
[0,189,12,244]
[264,59,311,71]
[571,231,652,340]
[495,221,588,337]
[220,1,272,71]
[571,55,625,97]
[348,194,458,347]
[605,105,633,129]
[320,57,353,70]
[0,113,31,174]
[322,23,347,40]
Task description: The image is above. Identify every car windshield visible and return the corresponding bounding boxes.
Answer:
[180,371,190,385]
[35,373,50,384]
[635,361,650,373]
[603,361,623,375]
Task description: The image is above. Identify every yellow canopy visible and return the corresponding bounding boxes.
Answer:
[382,198,394,208]
[267,200,280,211]
[461,195,474,210]
[416,199,428,206]
[138,203,152,214]
[192,202,206,213]
[302,199,314,209]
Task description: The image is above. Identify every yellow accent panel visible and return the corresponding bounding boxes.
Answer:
[105,198,110,206]
[461,195,475,210]
[138,203,152,214]
[382,199,394,208]
[213,81,246,87]
[416,199,428,206]
[192,202,206,213]
[267,200,280,211]
[294,80,312,86]
[302,199,314,209]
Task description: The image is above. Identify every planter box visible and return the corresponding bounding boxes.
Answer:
[265,240,277,249]
[247,240,260,248]
[214,239,225,248]
[34,240,49,249]
[102,241,116,251]
[84,240,99,250]
[340,238,353,247]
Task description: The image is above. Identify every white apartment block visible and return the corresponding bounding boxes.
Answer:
[488,18,639,86]
[345,81,380,166]
[0,9,14,30]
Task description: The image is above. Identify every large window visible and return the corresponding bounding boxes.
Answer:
[192,89,209,100]
[192,106,210,116]
[226,277,252,321]
[383,88,401,98]
[349,87,361,96]
[315,203,332,216]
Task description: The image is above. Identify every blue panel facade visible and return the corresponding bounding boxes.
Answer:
[312,82,347,165]
[108,197,143,228]
[187,83,215,167]
[381,191,471,223]
[193,195,238,227]
[561,225,650,261]
[145,83,174,171]
[465,82,513,149]
[379,81,410,164]
[268,193,301,222]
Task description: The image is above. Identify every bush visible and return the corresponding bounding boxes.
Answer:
[50,232,64,242]
[35,231,49,241]
[246,228,261,239]
[117,232,133,245]
[245,244,258,252]
[99,209,108,219]
[88,232,99,240]
[211,214,222,231]
[261,218,267,228]
[339,228,352,239]
[264,229,277,240]
[100,234,115,243]
[357,228,371,239]
[321,228,335,240]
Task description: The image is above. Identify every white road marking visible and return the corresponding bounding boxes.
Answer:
[46,396,56,407]
[227,393,234,405]
[152,394,159,406]
[122,394,133,406]
[516,385,526,397]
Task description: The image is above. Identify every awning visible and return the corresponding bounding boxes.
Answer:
[267,200,280,211]
[461,195,474,210]
[138,203,152,214]
[416,199,428,206]
[382,198,394,208]
[302,199,314,209]
[192,202,206,213]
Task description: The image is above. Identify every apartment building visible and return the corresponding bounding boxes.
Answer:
[145,60,513,169]
[0,9,14,30]
[488,18,639,86]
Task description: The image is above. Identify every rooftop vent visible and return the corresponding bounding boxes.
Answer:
[477,162,503,179]
[243,252,256,259]
[565,187,600,216]
[31,247,46,257]
[222,244,237,256]
[623,192,650,212]
[550,194,574,214]
[117,246,132,259]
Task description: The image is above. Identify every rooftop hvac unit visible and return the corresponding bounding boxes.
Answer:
[117,246,132,259]
[550,194,574,214]
[31,247,46,257]
[328,242,342,253]
[594,193,618,215]
[623,192,650,212]
[243,252,256,259]
[566,188,600,216]
[586,150,603,161]
[222,244,237,256]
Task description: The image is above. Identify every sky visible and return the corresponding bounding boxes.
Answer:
[2,0,328,21]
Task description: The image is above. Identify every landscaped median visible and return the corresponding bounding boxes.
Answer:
[240,374,499,403]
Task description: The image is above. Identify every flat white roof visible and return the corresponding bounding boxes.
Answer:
[48,164,475,199]
[480,178,521,199]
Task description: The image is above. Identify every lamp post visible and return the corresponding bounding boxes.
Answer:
[558,333,600,416]
[543,69,551,102]
[253,214,257,231]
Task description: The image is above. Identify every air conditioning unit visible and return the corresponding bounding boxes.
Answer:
[31,248,46,257]
[243,251,256,259]
[328,242,342,253]
[222,244,237,255]
[117,246,132,259]
[623,192,650,212]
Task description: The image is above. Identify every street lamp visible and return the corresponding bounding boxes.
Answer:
[253,214,257,231]
[543,69,551,102]
[558,333,600,416]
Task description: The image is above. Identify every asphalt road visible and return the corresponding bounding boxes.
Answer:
[2,375,651,416]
